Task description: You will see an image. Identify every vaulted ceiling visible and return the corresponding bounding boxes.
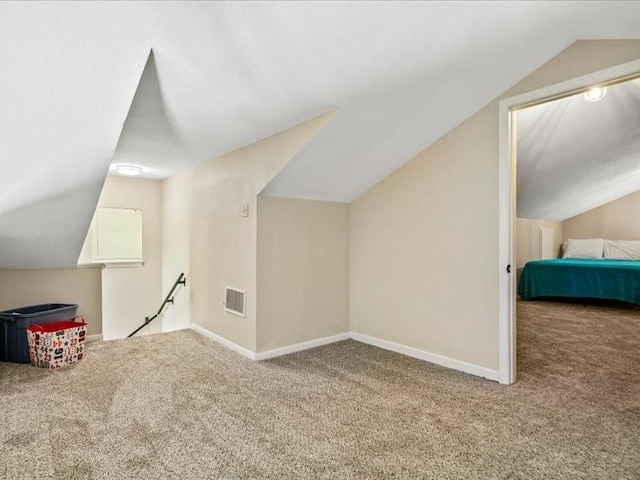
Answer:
[1,2,640,268]
[517,78,640,221]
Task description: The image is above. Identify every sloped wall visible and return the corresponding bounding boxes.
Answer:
[349,41,640,371]
[161,113,333,352]
[562,189,640,242]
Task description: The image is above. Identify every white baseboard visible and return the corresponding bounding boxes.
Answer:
[86,334,103,343]
[191,324,256,360]
[254,333,351,361]
[190,324,499,382]
[350,332,500,382]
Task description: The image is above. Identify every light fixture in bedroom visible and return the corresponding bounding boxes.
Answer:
[583,86,607,102]
[115,164,143,176]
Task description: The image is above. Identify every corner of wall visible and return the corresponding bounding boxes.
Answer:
[256,197,350,352]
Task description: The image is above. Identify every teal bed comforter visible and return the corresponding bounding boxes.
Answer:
[518,258,640,305]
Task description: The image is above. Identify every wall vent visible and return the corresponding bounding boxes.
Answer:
[225,286,245,317]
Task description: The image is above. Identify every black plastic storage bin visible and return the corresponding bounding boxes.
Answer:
[0,304,79,363]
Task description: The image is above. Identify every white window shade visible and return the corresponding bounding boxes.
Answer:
[91,208,143,262]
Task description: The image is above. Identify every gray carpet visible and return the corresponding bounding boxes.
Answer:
[1,301,639,479]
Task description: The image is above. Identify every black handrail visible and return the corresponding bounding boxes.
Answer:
[128,272,187,337]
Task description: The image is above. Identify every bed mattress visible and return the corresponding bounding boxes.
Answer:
[518,258,640,305]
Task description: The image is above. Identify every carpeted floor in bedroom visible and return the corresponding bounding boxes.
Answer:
[1,300,639,479]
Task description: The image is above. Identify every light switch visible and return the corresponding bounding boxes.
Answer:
[241,204,249,218]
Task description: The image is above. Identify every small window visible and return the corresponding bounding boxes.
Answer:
[91,207,143,263]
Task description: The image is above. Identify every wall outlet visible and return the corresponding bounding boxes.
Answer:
[241,203,249,218]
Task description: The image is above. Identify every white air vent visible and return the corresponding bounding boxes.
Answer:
[225,286,245,317]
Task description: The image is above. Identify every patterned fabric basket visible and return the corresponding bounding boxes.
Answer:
[27,317,87,369]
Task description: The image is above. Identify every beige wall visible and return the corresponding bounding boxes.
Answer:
[349,40,640,371]
[256,197,349,351]
[562,189,640,241]
[516,218,563,269]
[79,176,163,340]
[0,267,102,336]
[162,113,333,352]
[161,169,193,332]
[350,103,500,368]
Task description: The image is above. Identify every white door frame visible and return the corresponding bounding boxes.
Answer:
[498,58,640,385]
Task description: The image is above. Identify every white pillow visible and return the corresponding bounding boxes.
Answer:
[562,238,604,259]
[604,240,640,260]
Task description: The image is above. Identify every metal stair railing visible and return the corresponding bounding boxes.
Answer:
[128,272,186,337]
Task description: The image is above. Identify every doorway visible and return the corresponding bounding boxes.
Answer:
[498,59,640,385]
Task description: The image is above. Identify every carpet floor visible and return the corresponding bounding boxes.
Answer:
[1,301,639,479]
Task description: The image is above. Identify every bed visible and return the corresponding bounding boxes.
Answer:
[518,258,640,305]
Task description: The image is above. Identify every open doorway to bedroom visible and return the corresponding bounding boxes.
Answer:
[513,75,640,385]
[498,59,640,385]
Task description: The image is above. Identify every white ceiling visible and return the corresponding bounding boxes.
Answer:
[517,78,640,221]
[1,2,640,268]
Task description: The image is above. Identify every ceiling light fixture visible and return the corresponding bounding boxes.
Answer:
[115,164,143,176]
[584,86,607,102]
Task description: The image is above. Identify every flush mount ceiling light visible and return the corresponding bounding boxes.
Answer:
[584,86,607,102]
[115,164,143,176]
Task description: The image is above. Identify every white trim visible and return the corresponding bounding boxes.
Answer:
[75,263,106,269]
[86,334,103,342]
[498,89,516,385]
[351,332,500,382]
[254,333,351,360]
[191,324,256,360]
[76,261,145,268]
[498,58,640,386]
[102,261,145,268]
[190,325,501,382]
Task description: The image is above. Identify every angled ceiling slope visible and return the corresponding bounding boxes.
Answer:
[0,4,149,269]
[109,50,194,179]
[2,3,640,269]
[263,3,640,202]
[517,78,640,221]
